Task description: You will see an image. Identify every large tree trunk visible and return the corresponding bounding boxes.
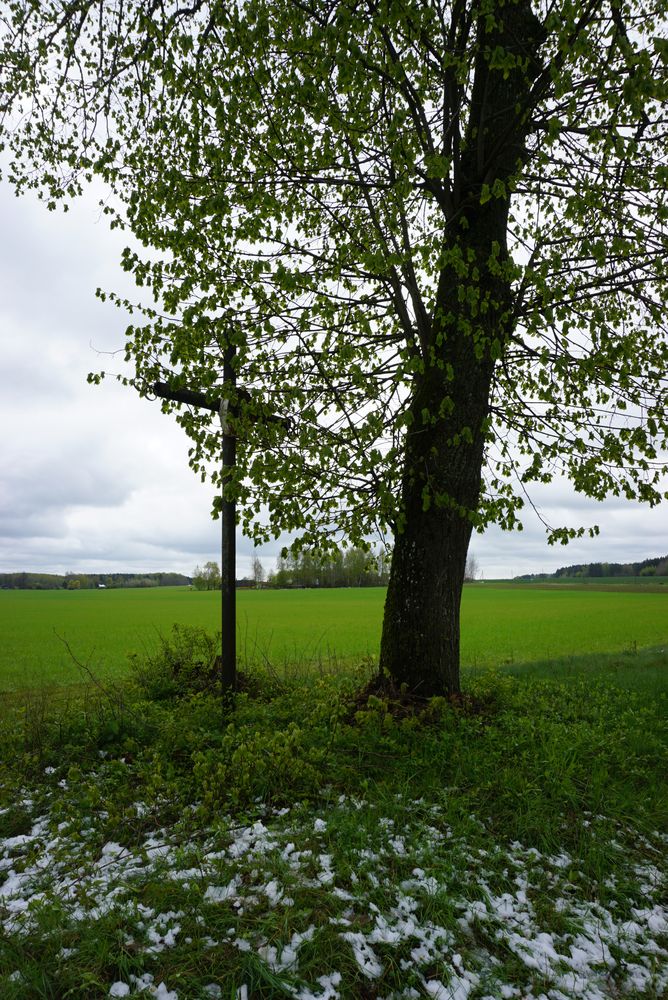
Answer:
[379,194,510,696]
[378,298,496,697]
[379,475,482,698]
[378,0,545,696]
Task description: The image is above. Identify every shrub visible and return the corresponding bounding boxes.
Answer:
[192,721,326,812]
[129,624,221,700]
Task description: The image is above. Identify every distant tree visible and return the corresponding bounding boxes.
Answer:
[297,549,319,587]
[269,544,392,588]
[192,561,221,590]
[341,547,371,587]
[376,548,392,587]
[159,572,191,587]
[325,548,345,588]
[203,561,221,590]
[464,553,479,582]
[273,555,291,589]
[251,555,265,588]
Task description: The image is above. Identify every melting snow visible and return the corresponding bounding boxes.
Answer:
[1,794,666,999]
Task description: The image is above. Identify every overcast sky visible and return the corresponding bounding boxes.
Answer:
[1,179,667,580]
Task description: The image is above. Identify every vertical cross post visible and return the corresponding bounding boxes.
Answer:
[219,342,237,693]
[152,370,289,699]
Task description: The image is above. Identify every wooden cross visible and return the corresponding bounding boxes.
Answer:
[152,348,289,694]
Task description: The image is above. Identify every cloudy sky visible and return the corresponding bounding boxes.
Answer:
[1,179,667,580]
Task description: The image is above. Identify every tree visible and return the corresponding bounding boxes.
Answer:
[464,553,479,583]
[251,555,265,588]
[343,547,372,587]
[2,0,667,695]
[193,561,221,591]
[273,554,291,589]
[376,548,392,587]
[203,561,222,590]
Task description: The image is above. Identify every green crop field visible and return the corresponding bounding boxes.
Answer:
[0,584,666,692]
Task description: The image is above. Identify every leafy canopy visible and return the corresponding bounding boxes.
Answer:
[2,0,667,549]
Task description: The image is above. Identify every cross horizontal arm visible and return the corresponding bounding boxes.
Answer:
[153,381,229,411]
[152,381,293,434]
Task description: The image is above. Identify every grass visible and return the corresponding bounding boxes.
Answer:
[485,577,668,594]
[0,633,666,998]
[0,588,384,691]
[519,575,668,586]
[0,584,667,691]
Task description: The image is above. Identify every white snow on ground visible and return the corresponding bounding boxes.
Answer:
[259,925,316,971]
[0,790,666,999]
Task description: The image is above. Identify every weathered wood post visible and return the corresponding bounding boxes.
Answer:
[152,377,238,694]
[219,342,236,692]
[152,364,290,697]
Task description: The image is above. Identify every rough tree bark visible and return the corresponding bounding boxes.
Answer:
[379,0,545,695]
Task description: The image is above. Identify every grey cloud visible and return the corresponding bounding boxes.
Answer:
[0,511,66,541]
[475,495,668,579]
[1,460,130,523]
[1,181,139,345]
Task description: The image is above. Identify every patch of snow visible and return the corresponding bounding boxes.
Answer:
[296,971,342,1000]
[341,931,384,979]
[205,878,241,903]
[108,984,130,998]
[259,925,316,972]
[264,879,284,906]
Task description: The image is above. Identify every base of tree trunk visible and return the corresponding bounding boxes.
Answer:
[348,670,494,724]
[378,506,472,697]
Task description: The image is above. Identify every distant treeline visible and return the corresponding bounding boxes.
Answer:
[269,546,391,588]
[0,572,191,590]
[515,555,668,582]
